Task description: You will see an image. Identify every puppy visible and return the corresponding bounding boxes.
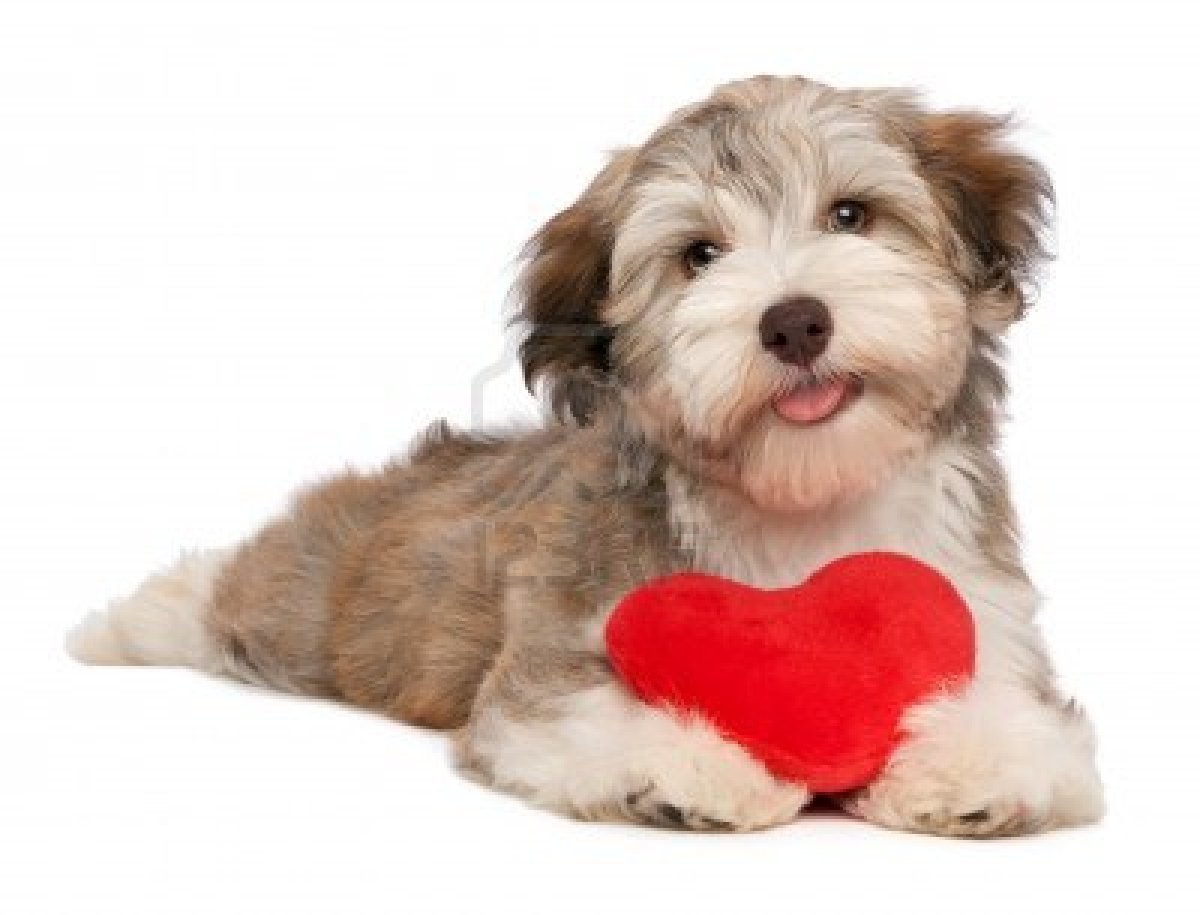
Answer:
[68,75,1104,836]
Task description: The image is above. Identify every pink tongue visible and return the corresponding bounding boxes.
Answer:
[773,378,850,424]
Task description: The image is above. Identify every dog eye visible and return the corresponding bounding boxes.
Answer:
[828,200,868,233]
[682,240,723,276]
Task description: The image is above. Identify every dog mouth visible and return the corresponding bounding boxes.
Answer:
[771,373,863,426]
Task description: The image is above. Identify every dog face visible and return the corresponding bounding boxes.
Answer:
[518,77,1051,511]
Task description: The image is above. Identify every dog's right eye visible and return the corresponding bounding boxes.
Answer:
[683,240,722,276]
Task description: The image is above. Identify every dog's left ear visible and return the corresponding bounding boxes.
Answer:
[515,149,636,423]
[912,111,1053,327]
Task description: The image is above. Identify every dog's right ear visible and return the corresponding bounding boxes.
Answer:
[515,149,635,423]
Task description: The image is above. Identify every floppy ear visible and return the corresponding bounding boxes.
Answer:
[913,111,1053,326]
[515,149,634,423]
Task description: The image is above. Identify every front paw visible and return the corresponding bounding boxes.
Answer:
[847,774,1042,838]
[567,712,809,832]
[611,759,807,833]
[847,685,1104,838]
[619,783,739,831]
[459,684,809,832]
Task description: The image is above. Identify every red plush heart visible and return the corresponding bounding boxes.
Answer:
[605,552,975,792]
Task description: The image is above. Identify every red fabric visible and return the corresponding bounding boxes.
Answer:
[605,552,975,793]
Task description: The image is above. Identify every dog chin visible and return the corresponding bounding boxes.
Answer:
[729,389,926,513]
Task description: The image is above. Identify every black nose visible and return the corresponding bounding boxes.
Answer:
[758,297,832,365]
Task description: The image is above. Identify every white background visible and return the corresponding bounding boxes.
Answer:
[2,1,1197,912]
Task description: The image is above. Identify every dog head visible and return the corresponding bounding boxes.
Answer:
[517,76,1051,511]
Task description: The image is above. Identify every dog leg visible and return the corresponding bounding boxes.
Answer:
[846,679,1104,837]
[457,644,808,831]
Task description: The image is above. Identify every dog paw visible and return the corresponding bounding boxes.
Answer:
[571,708,809,832]
[846,776,1045,838]
[460,684,809,833]
[620,783,736,831]
[613,771,805,832]
[846,684,1104,838]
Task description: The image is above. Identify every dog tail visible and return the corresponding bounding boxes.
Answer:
[66,548,231,672]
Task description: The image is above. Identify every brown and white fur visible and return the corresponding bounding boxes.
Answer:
[67,76,1103,837]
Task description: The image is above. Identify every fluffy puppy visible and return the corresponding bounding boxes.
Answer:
[68,76,1104,836]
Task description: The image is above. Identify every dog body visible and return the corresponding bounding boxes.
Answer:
[68,77,1104,835]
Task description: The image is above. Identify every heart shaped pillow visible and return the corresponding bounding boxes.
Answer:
[605,552,974,793]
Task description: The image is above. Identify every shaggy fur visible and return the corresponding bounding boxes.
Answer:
[68,76,1103,836]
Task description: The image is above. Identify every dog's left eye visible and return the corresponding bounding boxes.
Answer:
[682,240,723,276]
[828,200,869,233]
